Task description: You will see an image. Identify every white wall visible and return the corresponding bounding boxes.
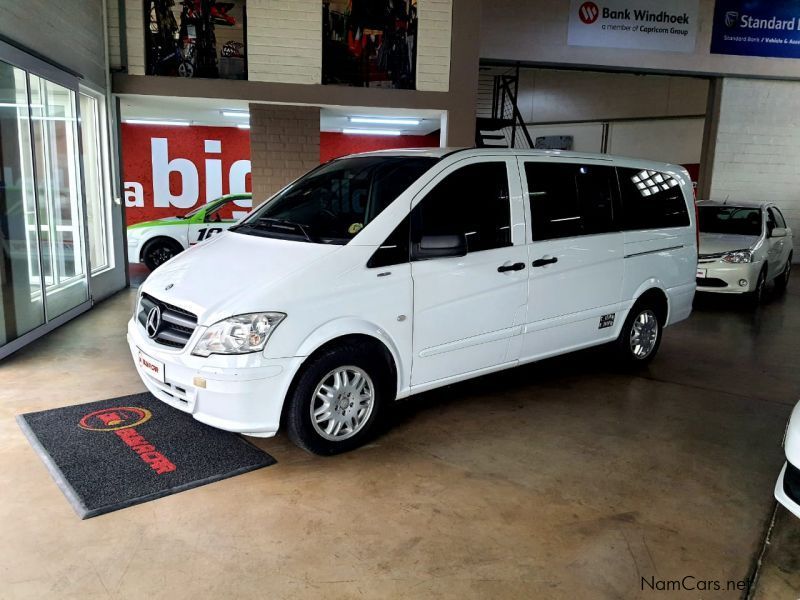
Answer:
[481,0,800,79]
[608,118,704,164]
[416,0,453,92]
[709,78,800,260]
[248,0,321,84]
[516,118,703,165]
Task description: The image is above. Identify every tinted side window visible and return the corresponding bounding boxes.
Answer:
[617,167,690,230]
[412,162,511,253]
[525,162,616,241]
[771,207,787,229]
[767,208,778,234]
[367,216,410,268]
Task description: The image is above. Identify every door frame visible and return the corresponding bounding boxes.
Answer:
[0,39,94,359]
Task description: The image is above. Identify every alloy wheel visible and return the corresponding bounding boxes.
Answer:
[629,309,659,359]
[310,366,375,441]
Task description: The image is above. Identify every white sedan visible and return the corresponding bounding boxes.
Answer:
[776,402,800,519]
[696,200,793,304]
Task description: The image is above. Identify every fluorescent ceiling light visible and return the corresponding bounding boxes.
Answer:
[222,110,250,119]
[124,119,190,126]
[237,124,250,129]
[342,128,402,136]
[349,116,420,126]
[0,102,44,108]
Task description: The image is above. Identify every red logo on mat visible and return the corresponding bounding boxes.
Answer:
[78,407,176,475]
[79,406,151,431]
[579,1,600,24]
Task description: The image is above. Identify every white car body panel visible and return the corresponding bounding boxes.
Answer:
[129,148,697,437]
[775,402,800,519]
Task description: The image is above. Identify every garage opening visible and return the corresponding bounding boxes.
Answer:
[476,64,710,193]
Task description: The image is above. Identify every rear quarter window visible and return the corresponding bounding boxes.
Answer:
[617,167,690,230]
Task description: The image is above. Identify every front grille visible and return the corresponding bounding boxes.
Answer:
[699,252,725,260]
[784,461,800,505]
[137,292,198,349]
[696,277,728,288]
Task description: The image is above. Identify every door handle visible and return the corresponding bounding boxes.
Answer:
[532,256,558,268]
[497,262,526,273]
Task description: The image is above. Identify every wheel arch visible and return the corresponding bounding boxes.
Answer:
[630,279,670,324]
[293,319,405,395]
[279,328,401,429]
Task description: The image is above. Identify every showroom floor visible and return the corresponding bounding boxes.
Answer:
[1,280,798,599]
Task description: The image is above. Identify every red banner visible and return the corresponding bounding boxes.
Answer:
[122,125,440,225]
[122,124,252,225]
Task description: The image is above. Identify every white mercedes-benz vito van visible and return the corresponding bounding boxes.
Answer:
[128,148,697,454]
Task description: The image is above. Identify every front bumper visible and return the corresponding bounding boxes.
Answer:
[127,239,141,264]
[775,462,800,519]
[127,318,303,437]
[695,260,762,294]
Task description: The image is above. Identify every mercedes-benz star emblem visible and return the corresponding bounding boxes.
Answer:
[146,306,162,339]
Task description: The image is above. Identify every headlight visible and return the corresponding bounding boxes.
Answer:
[722,249,753,264]
[191,312,285,357]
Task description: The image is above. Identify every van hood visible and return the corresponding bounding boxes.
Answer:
[141,231,341,324]
[699,233,760,256]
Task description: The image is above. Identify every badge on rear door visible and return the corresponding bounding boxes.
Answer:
[599,313,615,329]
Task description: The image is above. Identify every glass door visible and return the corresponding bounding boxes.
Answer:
[0,60,45,347]
[29,74,89,320]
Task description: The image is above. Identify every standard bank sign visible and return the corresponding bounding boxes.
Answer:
[711,0,800,59]
[568,0,699,53]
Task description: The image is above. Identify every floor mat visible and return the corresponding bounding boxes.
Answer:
[17,393,276,519]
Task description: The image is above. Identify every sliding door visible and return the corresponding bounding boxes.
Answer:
[0,40,124,360]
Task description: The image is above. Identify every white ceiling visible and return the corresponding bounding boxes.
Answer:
[118,94,443,136]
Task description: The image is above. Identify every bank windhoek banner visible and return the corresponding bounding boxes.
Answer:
[568,0,699,53]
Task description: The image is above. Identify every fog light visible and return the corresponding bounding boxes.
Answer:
[739,279,748,287]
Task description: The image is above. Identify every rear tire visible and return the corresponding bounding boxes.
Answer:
[615,301,664,366]
[284,343,392,455]
[775,254,792,293]
[142,238,183,271]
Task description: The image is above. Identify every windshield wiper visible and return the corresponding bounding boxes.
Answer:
[232,217,318,243]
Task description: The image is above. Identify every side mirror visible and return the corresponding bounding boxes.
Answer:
[771,227,787,238]
[413,234,467,260]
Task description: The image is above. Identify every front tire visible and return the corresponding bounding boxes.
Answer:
[747,267,767,308]
[284,343,391,455]
[615,302,663,366]
[775,254,792,293]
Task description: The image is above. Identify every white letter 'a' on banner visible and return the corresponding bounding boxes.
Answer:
[151,137,199,209]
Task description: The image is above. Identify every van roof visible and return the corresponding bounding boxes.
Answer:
[342,147,682,172]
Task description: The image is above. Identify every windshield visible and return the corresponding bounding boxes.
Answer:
[698,206,762,236]
[232,156,437,244]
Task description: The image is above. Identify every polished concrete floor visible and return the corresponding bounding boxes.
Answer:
[1,278,798,599]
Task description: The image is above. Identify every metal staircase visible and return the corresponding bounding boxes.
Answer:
[475,66,533,149]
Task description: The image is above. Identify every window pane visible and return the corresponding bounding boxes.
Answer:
[698,206,761,236]
[368,216,410,268]
[79,92,111,273]
[526,162,616,241]
[0,61,45,347]
[413,162,511,253]
[29,74,88,319]
[241,157,435,244]
[773,208,787,229]
[617,167,689,230]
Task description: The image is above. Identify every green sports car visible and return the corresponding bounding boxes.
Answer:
[127,193,251,270]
